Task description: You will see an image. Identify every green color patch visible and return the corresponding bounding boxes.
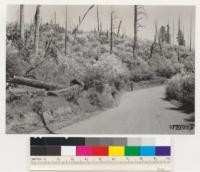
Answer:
[125,146,140,156]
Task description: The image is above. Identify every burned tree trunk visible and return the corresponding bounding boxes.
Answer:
[96,5,100,34]
[34,5,41,56]
[20,5,24,42]
[110,11,113,54]
[8,76,65,91]
[133,5,138,59]
[117,20,122,37]
[54,11,57,25]
[65,5,68,55]
[71,5,94,48]
[189,15,192,52]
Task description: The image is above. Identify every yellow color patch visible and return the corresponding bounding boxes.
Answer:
[108,146,125,156]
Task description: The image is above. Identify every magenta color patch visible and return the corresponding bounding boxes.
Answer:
[76,146,93,156]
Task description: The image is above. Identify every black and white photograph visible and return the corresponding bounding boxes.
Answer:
[6,5,195,134]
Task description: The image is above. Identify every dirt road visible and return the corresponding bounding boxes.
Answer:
[58,86,194,134]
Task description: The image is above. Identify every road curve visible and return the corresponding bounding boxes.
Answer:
[58,86,194,134]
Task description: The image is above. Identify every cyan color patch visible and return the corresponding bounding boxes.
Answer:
[140,146,155,156]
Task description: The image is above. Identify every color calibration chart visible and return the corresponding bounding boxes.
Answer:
[30,137,172,171]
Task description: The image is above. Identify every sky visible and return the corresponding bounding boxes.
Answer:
[7,5,195,47]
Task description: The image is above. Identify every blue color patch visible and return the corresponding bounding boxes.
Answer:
[140,146,155,156]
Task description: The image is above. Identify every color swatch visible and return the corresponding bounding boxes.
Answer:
[31,137,171,157]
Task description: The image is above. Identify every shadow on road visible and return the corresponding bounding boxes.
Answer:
[161,97,195,123]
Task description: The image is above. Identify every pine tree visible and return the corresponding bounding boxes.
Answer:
[159,26,166,43]
[165,24,171,44]
[177,17,185,46]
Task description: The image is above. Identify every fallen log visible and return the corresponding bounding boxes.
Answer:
[47,85,82,100]
[8,76,65,91]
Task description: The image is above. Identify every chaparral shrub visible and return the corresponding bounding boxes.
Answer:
[166,73,194,111]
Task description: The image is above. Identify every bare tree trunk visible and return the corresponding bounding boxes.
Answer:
[9,76,65,91]
[117,20,122,37]
[172,19,174,45]
[100,22,102,33]
[177,47,180,62]
[154,22,162,56]
[34,5,41,56]
[96,6,100,34]
[79,16,81,24]
[133,5,138,59]
[20,5,24,42]
[65,6,68,56]
[149,22,158,60]
[189,15,192,52]
[178,16,181,46]
[54,11,56,25]
[110,11,113,54]
[70,5,94,50]
[183,26,185,46]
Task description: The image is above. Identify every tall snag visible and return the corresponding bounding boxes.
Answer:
[133,5,138,59]
[34,5,41,56]
[189,14,192,52]
[149,21,162,59]
[96,6,100,34]
[71,5,94,49]
[117,20,122,37]
[65,6,68,55]
[110,10,113,54]
[20,5,24,42]
[132,5,147,59]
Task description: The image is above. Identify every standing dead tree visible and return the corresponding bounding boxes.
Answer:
[20,5,24,42]
[71,5,95,48]
[189,14,192,52]
[172,19,175,45]
[149,21,162,59]
[34,5,41,56]
[133,5,138,59]
[109,10,118,54]
[130,5,147,91]
[54,11,57,25]
[65,5,68,55]
[96,5,100,34]
[117,20,122,37]
[132,5,147,59]
[110,10,114,54]
[25,35,53,76]
[157,25,163,56]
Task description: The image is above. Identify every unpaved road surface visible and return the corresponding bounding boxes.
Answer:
[58,86,194,134]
